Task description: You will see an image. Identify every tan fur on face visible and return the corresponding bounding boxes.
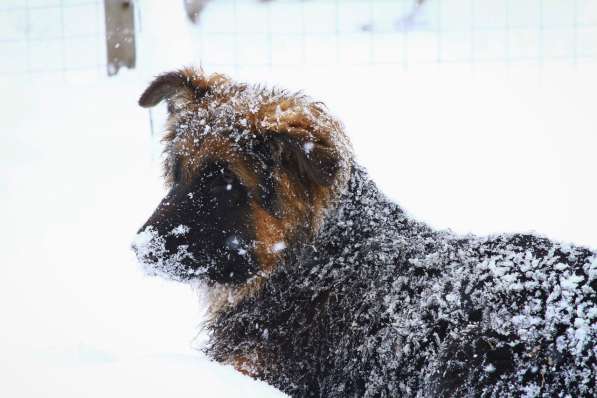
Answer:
[251,203,287,274]
[172,134,325,278]
[141,67,353,312]
[204,169,318,316]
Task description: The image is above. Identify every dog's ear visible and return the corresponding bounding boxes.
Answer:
[271,134,341,187]
[138,69,208,108]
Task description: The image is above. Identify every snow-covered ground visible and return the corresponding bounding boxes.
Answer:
[1,1,596,397]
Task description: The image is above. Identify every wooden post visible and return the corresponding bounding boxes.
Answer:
[104,0,136,76]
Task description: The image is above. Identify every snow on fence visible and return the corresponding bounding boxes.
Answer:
[0,0,596,79]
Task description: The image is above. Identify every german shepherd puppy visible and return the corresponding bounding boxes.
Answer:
[133,68,596,397]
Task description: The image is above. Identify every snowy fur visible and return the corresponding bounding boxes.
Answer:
[135,70,596,397]
[207,163,596,397]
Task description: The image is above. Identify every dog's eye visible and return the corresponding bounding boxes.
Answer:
[221,169,235,186]
[202,168,239,195]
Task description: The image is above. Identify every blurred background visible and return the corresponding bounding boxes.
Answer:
[1,1,596,397]
[1,0,596,78]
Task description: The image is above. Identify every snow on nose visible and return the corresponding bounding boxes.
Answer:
[131,226,201,281]
[170,224,190,237]
[132,226,167,266]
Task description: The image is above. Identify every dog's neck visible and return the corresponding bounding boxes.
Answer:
[202,160,454,392]
[202,161,417,377]
[312,162,415,254]
[205,161,413,312]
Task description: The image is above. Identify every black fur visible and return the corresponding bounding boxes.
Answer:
[137,160,259,284]
[206,163,597,397]
[133,70,596,397]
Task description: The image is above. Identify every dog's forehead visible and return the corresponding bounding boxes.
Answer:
[167,93,262,155]
[170,83,258,137]
[158,71,351,194]
[174,132,238,159]
[169,81,335,148]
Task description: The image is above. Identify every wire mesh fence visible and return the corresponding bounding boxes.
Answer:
[0,0,596,80]
[0,0,106,78]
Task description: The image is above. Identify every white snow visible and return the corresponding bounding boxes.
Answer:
[271,241,287,253]
[0,0,595,397]
[171,224,191,237]
[134,226,200,280]
[2,352,283,398]
[304,142,314,154]
[560,274,585,291]
[484,363,496,373]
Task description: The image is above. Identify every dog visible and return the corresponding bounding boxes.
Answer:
[132,68,596,397]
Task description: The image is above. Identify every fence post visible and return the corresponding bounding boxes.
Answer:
[104,0,136,76]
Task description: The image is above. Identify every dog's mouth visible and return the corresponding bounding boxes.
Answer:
[132,227,258,284]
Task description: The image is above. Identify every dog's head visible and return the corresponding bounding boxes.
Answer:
[132,68,351,286]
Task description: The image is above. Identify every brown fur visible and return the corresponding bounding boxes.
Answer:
[231,352,265,379]
[138,67,352,313]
